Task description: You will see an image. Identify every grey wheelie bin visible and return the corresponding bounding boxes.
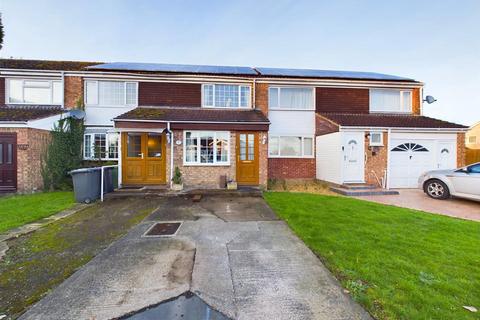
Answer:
[69,167,101,203]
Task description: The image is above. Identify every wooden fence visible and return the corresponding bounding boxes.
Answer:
[466,148,480,165]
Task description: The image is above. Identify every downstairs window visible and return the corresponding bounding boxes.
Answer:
[83,132,119,160]
[268,135,314,158]
[184,131,230,165]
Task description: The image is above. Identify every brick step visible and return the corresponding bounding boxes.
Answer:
[342,183,377,190]
[330,187,399,196]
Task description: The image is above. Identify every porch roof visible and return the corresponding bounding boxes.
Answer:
[114,107,270,131]
[319,113,467,130]
[0,106,64,122]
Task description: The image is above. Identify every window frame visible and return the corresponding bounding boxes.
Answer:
[84,80,138,107]
[6,78,63,105]
[83,132,119,160]
[183,130,231,166]
[268,86,315,111]
[369,131,384,147]
[201,83,251,109]
[268,135,315,158]
[369,88,413,113]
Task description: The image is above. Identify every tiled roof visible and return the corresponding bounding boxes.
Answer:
[319,113,467,129]
[0,106,64,122]
[115,107,270,123]
[0,59,100,71]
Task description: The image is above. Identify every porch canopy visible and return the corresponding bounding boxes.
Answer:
[114,106,270,131]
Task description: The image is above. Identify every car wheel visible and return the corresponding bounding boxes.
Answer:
[425,179,450,200]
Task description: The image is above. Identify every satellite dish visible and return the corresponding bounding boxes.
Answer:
[424,95,437,104]
[67,109,86,120]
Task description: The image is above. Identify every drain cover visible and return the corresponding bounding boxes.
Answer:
[122,291,230,320]
[144,222,181,237]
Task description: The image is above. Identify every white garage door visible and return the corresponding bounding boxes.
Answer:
[389,135,456,188]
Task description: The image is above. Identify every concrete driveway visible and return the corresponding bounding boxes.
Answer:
[357,189,480,222]
[19,194,371,320]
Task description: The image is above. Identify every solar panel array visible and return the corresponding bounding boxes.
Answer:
[254,67,414,81]
[87,62,257,75]
[87,62,415,81]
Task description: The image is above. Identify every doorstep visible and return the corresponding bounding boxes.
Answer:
[330,184,400,196]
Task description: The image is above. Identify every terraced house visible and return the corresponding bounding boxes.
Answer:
[0,59,468,193]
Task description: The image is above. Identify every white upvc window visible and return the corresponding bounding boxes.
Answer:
[369,131,384,146]
[183,131,230,165]
[268,86,315,110]
[268,135,314,158]
[369,89,412,113]
[202,84,250,108]
[85,80,138,107]
[6,78,63,105]
[83,132,119,160]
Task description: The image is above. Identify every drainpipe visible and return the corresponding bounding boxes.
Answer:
[386,128,392,189]
[61,71,65,109]
[168,122,173,189]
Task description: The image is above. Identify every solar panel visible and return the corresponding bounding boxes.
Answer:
[87,62,258,75]
[254,67,414,81]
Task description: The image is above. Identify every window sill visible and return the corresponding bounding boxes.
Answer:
[182,162,231,167]
[85,104,138,108]
[369,144,384,147]
[269,108,315,111]
[201,106,252,109]
[268,156,314,159]
[369,111,412,114]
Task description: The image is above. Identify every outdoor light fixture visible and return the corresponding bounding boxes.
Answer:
[423,95,437,104]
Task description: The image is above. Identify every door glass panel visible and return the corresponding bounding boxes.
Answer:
[147,133,162,158]
[127,133,142,158]
[239,134,247,161]
[7,144,13,164]
[247,134,254,160]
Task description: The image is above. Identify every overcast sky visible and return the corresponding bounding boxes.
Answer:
[1,0,479,126]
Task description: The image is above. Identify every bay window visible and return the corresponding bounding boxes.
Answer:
[85,81,138,106]
[268,87,314,110]
[202,84,250,108]
[370,89,412,113]
[268,135,314,158]
[7,79,63,105]
[83,132,119,160]
[184,131,230,165]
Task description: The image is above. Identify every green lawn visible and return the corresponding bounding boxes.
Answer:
[264,192,480,320]
[0,192,75,233]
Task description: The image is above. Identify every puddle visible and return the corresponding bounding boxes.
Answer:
[121,292,231,320]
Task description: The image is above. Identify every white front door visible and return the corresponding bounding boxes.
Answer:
[437,141,456,170]
[342,132,365,182]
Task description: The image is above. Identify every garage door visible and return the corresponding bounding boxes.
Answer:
[389,136,456,188]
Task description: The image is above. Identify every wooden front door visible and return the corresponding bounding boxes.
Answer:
[236,132,259,185]
[0,133,17,192]
[122,132,166,185]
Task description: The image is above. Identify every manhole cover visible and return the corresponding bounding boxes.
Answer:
[144,222,181,237]
[121,291,230,320]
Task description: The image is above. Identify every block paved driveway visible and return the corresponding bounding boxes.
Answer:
[20,195,371,320]
[357,189,480,222]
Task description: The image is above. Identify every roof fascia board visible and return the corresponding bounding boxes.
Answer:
[114,118,270,124]
[257,78,423,88]
[339,126,467,132]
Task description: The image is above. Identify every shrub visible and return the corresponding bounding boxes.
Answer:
[172,166,182,185]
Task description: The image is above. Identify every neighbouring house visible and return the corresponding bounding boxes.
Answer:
[466,121,480,149]
[0,59,468,193]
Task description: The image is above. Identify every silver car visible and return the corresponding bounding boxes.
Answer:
[418,162,480,201]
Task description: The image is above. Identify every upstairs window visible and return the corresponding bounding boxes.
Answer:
[269,87,314,110]
[370,89,412,113]
[85,81,138,106]
[7,79,62,105]
[202,84,250,108]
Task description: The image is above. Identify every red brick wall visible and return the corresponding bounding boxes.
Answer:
[255,83,269,116]
[268,158,316,179]
[64,76,83,109]
[0,127,51,192]
[457,132,466,167]
[364,132,388,186]
[139,82,201,107]
[316,87,369,114]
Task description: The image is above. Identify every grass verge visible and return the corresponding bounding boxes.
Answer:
[0,192,75,233]
[264,192,480,320]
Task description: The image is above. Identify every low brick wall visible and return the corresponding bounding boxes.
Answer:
[268,158,316,180]
[0,127,51,192]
